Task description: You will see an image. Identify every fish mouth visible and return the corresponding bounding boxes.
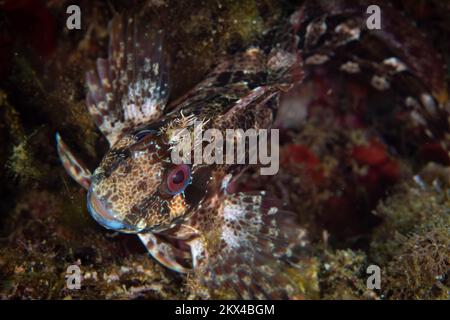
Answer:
[154,233,193,270]
[87,188,137,233]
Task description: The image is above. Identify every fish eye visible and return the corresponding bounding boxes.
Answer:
[165,164,191,195]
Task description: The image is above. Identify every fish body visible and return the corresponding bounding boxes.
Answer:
[57,12,305,299]
[57,1,449,299]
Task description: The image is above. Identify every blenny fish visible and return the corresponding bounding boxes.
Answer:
[56,1,449,299]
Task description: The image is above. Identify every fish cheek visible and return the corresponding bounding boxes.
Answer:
[123,205,146,229]
[125,196,171,231]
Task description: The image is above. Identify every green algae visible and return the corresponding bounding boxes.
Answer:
[369,168,450,300]
[0,91,43,185]
[318,249,378,300]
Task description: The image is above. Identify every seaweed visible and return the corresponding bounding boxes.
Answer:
[318,249,378,300]
[370,168,449,299]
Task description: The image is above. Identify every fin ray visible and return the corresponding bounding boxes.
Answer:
[192,191,309,299]
[86,15,170,146]
[55,133,92,189]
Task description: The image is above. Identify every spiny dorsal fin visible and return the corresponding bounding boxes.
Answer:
[86,14,170,146]
[138,232,192,274]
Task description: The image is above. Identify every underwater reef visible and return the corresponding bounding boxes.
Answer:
[0,0,449,299]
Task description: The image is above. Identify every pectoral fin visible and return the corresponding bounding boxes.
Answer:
[138,231,192,274]
[86,14,170,146]
[193,191,309,299]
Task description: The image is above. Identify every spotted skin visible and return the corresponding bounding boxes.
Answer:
[56,1,449,299]
[57,9,303,299]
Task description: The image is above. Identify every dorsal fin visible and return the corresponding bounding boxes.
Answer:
[86,14,170,146]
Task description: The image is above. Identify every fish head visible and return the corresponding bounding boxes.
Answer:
[87,125,211,233]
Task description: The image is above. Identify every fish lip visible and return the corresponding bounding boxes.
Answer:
[86,187,138,233]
